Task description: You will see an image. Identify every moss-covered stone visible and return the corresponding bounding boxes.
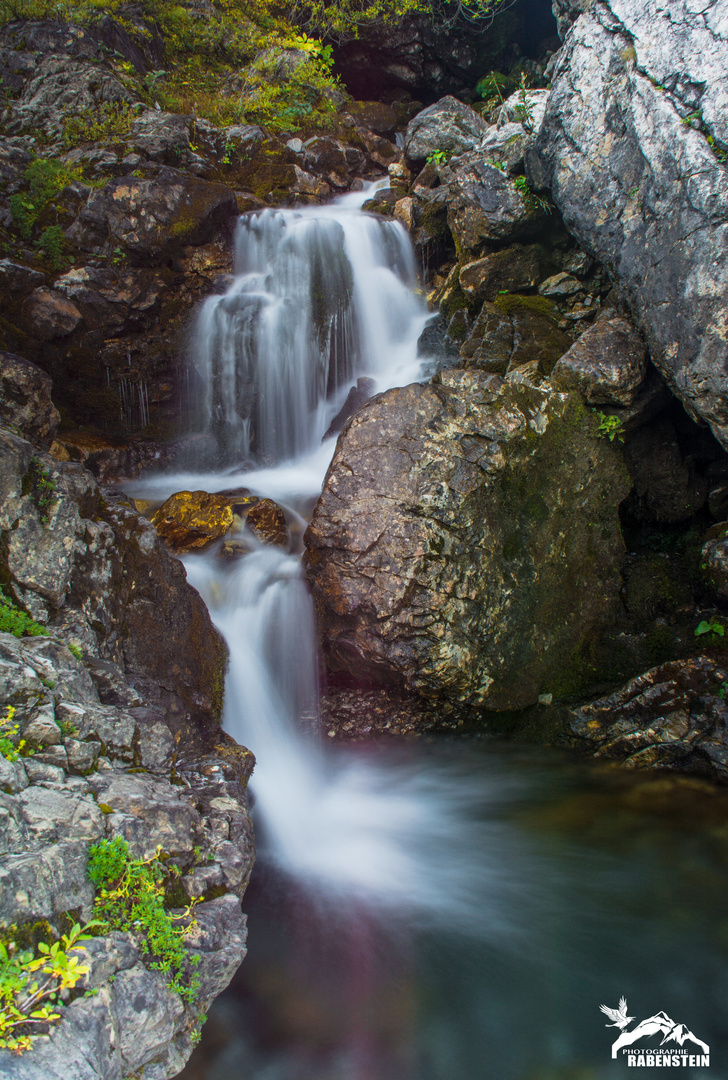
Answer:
[305,370,632,713]
[234,138,298,204]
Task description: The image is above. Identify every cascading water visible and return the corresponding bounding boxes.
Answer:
[130,186,728,1080]
[191,189,428,464]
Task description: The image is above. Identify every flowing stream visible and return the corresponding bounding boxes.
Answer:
[129,187,728,1080]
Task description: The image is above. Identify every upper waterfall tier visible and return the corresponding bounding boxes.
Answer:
[192,195,430,466]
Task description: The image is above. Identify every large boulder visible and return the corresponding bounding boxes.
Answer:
[404,96,489,164]
[534,0,728,449]
[67,168,238,261]
[0,428,227,739]
[304,370,631,711]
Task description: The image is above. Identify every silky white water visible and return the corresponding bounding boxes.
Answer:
[170,183,539,932]
[148,185,728,1080]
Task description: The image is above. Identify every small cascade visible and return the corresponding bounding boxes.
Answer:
[191,189,429,465]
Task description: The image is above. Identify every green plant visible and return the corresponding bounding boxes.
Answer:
[706,134,728,163]
[36,225,65,269]
[596,411,625,443]
[27,459,57,524]
[87,839,201,1003]
[67,643,83,661]
[717,681,728,699]
[0,921,94,1054]
[0,589,48,639]
[62,102,134,149]
[0,706,25,762]
[513,174,551,214]
[475,70,510,108]
[514,72,534,133]
[695,617,725,638]
[426,149,449,165]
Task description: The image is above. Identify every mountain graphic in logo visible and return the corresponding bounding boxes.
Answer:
[600,1001,710,1060]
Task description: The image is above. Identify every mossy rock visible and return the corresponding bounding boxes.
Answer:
[234,139,298,204]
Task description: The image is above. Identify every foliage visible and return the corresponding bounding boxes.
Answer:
[36,225,65,269]
[67,642,83,661]
[87,838,201,1003]
[0,922,93,1054]
[0,590,48,640]
[8,158,82,244]
[513,174,550,214]
[62,102,134,149]
[27,459,57,524]
[0,706,27,762]
[426,149,449,165]
[596,411,625,443]
[514,73,534,133]
[695,617,725,638]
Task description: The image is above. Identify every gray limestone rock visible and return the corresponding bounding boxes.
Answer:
[404,96,489,163]
[535,0,728,449]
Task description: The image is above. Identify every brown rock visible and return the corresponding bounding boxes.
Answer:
[304,371,630,711]
[550,314,648,406]
[22,287,82,340]
[569,657,728,782]
[458,245,543,302]
[152,491,235,552]
[0,351,59,448]
[67,167,238,260]
[246,499,288,548]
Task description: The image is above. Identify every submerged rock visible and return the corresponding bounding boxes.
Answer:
[305,371,630,710]
[569,656,728,782]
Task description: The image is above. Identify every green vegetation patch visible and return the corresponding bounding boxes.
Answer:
[0,590,48,640]
[88,837,201,1003]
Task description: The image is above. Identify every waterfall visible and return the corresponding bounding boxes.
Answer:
[135,185,728,1080]
[191,190,429,465]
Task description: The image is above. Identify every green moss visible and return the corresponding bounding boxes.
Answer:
[494,292,558,320]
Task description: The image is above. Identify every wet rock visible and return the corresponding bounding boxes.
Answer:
[305,372,630,710]
[21,288,82,341]
[550,314,648,406]
[569,657,728,782]
[458,244,542,302]
[0,352,60,448]
[67,168,238,261]
[534,0,728,450]
[0,259,45,296]
[404,96,489,164]
[325,378,378,440]
[245,499,288,548]
[151,490,235,552]
[623,413,707,523]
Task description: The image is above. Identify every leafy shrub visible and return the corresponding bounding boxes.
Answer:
[8,159,76,241]
[62,102,134,149]
[36,225,65,268]
[87,838,201,1003]
[0,922,92,1054]
[695,617,725,638]
[27,459,57,524]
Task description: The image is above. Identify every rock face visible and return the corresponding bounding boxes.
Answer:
[0,352,60,448]
[0,632,254,1080]
[534,0,728,449]
[67,169,238,261]
[304,370,630,710]
[569,657,728,782]
[0,427,227,739]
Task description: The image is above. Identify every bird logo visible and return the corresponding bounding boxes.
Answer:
[600,997,636,1031]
